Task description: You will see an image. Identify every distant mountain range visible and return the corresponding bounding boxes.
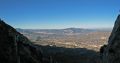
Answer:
[16,28,112,41]
[16,28,112,34]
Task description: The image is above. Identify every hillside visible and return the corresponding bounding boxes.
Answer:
[101,14,120,63]
[0,19,42,63]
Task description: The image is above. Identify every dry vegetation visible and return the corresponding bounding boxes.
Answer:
[33,31,111,51]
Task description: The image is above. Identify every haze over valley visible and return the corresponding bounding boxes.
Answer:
[17,28,111,51]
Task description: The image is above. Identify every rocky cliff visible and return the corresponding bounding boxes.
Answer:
[0,19,42,63]
[101,15,120,63]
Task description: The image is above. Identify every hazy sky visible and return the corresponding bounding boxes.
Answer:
[0,0,120,29]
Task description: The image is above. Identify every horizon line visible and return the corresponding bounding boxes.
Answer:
[15,27,113,30]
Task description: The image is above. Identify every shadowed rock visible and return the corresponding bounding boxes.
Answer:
[0,19,42,63]
[102,15,120,63]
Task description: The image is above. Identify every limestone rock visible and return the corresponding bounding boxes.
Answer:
[101,15,120,63]
[0,19,42,63]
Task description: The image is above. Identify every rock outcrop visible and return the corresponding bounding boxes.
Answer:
[101,15,120,63]
[0,19,42,63]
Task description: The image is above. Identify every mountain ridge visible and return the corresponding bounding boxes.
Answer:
[16,27,112,34]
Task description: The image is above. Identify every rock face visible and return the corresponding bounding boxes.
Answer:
[101,15,120,63]
[0,19,42,63]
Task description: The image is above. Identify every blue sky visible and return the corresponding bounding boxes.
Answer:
[0,0,120,29]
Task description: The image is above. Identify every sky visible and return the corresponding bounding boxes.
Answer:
[0,0,120,29]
